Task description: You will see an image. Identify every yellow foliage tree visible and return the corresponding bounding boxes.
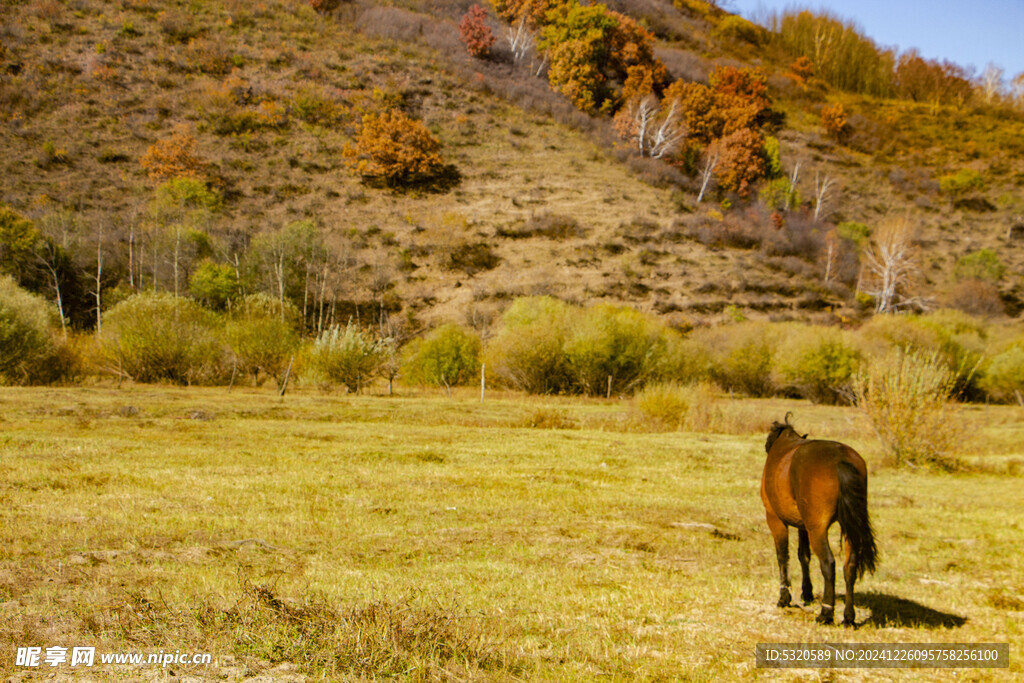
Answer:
[345,110,446,186]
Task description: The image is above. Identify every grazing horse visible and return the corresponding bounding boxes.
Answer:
[761,413,877,625]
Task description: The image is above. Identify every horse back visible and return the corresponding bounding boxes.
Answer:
[764,439,866,527]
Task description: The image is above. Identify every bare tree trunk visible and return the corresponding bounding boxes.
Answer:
[317,263,329,334]
[697,154,718,203]
[173,225,181,297]
[128,220,135,290]
[302,265,310,329]
[277,253,286,320]
[814,171,836,222]
[45,262,67,340]
[94,226,103,334]
[278,356,294,396]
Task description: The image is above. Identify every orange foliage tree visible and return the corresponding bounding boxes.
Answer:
[674,66,770,145]
[345,110,446,186]
[708,128,766,197]
[140,128,209,183]
[894,49,973,106]
[820,102,847,140]
[789,56,814,83]
[459,4,496,58]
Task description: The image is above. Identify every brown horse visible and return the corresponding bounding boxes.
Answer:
[761,413,877,625]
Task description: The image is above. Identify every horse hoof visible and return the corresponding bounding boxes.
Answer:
[801,592,814,605]
[842,617,856,627]
[777,589,792,608]
[815,611,834,625]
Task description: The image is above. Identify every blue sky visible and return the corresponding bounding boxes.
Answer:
[728,0,1024,78]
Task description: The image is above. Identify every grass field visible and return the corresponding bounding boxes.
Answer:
[1,386,1022,681]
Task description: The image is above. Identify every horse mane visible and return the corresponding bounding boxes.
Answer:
[764,412,809,453]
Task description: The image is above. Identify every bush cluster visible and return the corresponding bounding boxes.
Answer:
[11,270,1024,412]
[0,275,54,384]
[485,297,674,396]
[306,322,392,393]
[853,349,960,469]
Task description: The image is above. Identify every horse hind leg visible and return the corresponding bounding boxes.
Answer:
[797,528,814,604]
[842,536,858,626]
[808,523,836,624]
[766,511,791,607]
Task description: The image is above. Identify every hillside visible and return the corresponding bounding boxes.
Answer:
[2,0,1024,335]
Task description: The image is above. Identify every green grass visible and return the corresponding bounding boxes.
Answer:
[1,386,1022,679]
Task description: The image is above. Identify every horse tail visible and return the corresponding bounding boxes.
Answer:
[836,460,877,579]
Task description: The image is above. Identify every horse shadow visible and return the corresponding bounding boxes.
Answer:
[856,592,967,629]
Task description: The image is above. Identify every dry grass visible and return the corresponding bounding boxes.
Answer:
[1,385,1021,680]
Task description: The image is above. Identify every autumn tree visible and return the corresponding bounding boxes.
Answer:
[345,110,448,187]
[894,50,973,107]
[789,56,814,83]
[490,0,558,27]
[770,9,895,97]
[820,102,847,140]
[709,128,766,198]
[459,4,496,58]
[140,128,209,183]
[675,66,770,144]
[540,1,666,114]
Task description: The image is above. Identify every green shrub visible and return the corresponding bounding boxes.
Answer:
[758,177,799,211]
[0,204,40,283]
[763,136,782,178]
[190,260,239,310]
[0,275,54,383]
[103,293,226,385]
[916,310,986,400]
[225,294,300,387]
[631,380,725,433]
[776,325,862,404]
[852,349,960,470]
[484,296,575,394]
[938,169,983,197]
[661,333,710,385]
[403,324,481,396]
[696,322,779,397]
[979,344,1024,404]
[307,322,389,393]
[632,382,692,430]
[954,248,1005,283]
[154,176,221,213]
[564,304,671,396]
[836,221,870,248]
[857,311,985,400]
[713,14,765,44]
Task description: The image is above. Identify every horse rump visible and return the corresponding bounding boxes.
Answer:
[836,460,878,579]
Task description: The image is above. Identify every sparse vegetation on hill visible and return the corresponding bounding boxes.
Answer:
[1,0,1023,389]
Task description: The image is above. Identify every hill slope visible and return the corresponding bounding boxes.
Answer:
[2,0,1023,332]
